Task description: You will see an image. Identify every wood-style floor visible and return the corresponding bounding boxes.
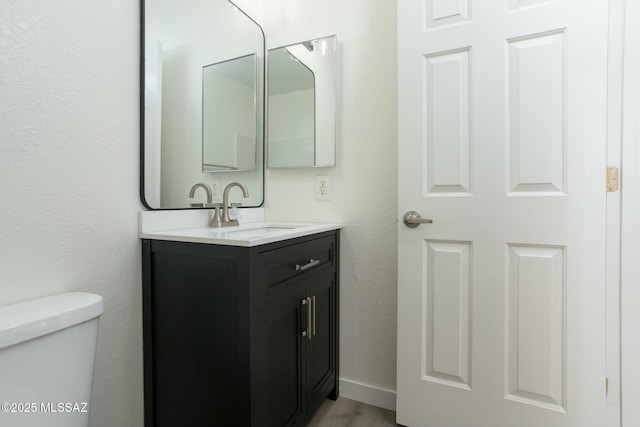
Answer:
[307,398,398,427]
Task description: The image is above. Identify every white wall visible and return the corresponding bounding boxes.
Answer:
[0,1,143,426]
[242,0,399,402]
[268,89,315,167]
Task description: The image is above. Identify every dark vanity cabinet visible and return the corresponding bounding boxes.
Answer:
[142,230,339,427]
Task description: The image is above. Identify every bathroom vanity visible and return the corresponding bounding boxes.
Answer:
[140,214,340,427]
[140,0,341,422]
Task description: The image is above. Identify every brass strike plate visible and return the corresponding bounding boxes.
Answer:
[607,166,619,192]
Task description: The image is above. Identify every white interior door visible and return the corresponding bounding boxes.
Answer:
[396,1,613,426]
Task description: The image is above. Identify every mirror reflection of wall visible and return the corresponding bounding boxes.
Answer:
[267,35,337,169]
[143,0,264,209]
[202,54,257,172]
[267,49,315,168]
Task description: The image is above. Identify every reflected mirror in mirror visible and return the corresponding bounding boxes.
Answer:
[267,35,337,168]
[142,0,265,209]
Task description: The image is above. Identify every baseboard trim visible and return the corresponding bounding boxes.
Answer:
[338,378,397,411]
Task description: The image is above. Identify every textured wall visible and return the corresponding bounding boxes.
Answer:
[253,0,399,393]
[0,1,143,426]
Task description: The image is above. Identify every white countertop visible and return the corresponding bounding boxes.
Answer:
[139,209,341,247]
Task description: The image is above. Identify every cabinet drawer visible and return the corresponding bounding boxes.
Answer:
[258,234,336,292]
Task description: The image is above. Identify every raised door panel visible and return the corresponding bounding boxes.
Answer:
[255,289,306,427]
[506,244,565,410]
[508,31,565,194]
[305,273,337,412]
[423,0,470,29]
[423,240,472,389]
[424,49,471,195]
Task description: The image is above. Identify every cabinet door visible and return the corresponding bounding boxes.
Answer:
[305,273,337,411]
[149,248,250,427]
[255,289,307,427]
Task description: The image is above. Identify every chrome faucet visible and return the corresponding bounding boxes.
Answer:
[213,181,249,227]
[188,182,213,207]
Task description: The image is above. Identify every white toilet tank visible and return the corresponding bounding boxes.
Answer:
[0,292,104,427]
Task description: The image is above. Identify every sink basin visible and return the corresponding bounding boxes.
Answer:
[223,226,295,239]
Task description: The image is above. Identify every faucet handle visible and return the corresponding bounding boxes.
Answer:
[229,203,243,221]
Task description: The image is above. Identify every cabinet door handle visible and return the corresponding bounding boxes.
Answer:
[296,259,320,271]
[311,296,316,337]
[302,298,311,339]
[306,297,313,340]
[301,297,316,339]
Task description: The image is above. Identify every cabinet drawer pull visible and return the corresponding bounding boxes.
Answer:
[296,259,320,271]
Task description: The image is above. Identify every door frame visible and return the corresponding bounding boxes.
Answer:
[606,0,625,421]
[621,0,640,424]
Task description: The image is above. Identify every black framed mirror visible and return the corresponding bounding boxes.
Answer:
[141,0,265,209]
